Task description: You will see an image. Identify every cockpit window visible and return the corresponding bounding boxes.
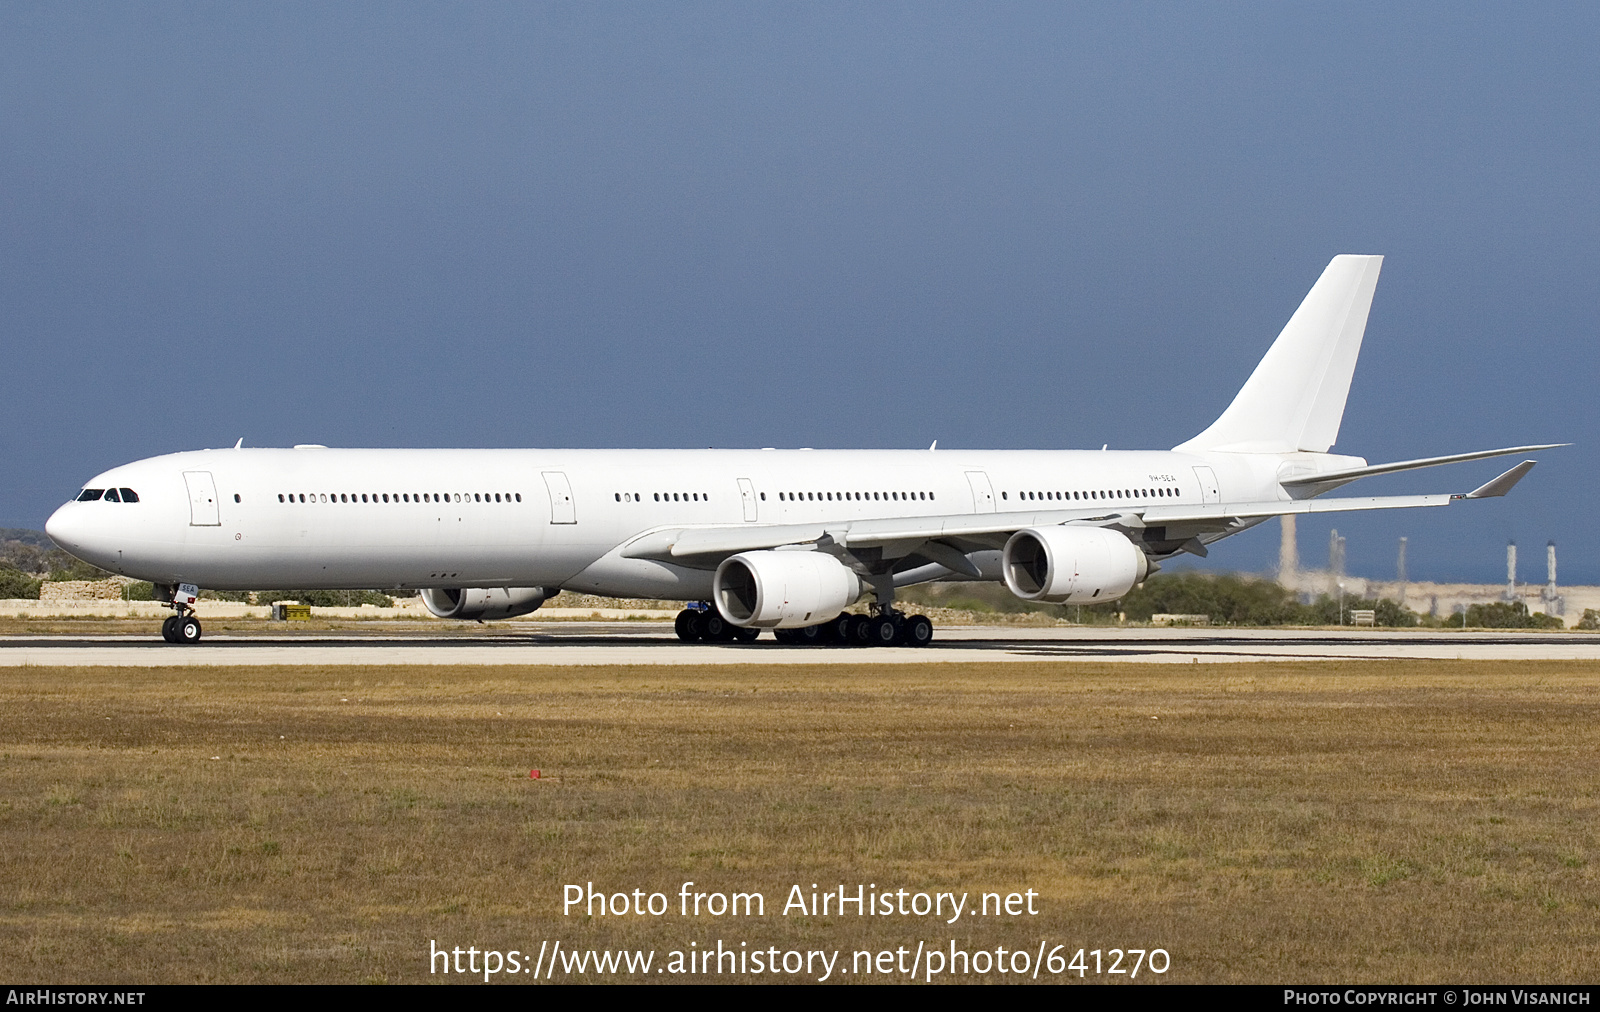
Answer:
[119,488,139,502]
[103,488,121,502]
[76,489,104,501]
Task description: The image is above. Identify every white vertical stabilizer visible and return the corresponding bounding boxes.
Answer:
[1175,254,1383,454]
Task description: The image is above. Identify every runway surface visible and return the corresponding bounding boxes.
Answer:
[4,623,1600,665]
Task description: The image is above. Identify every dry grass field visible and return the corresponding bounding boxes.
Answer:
[1,660,1598,984]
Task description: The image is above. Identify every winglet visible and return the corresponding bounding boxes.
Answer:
[1465,460,1536,499]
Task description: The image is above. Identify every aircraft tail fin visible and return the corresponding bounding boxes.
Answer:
[1174,254,1383,454]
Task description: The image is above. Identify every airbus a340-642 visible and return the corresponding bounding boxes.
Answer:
[46,256,1558,645]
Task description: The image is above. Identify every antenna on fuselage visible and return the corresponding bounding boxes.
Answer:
[234,438,243,449]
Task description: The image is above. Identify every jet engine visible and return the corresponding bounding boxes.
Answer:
[1002,526,1149,604]
[713,550,863,629]
[420,586,558,621]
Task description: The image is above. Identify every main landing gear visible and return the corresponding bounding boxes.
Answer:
[674,604,933,648]
[674,605,759,644]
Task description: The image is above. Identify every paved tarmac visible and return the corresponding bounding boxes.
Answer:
[3,623,1600,665]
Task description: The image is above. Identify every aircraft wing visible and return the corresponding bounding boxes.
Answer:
[619,461,1534,566]
[1280,443,1564,492]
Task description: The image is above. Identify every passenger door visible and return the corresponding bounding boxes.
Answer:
[737,478,758,522]
[183,471,220,526]
[1192,466,1221,504]
[965,471,996,513]
[543,471,576,524]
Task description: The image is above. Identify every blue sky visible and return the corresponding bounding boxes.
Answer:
[1,3,1594,583]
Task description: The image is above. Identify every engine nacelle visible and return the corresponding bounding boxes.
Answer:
[421,586,557,621]
[1002,526,1149,604]
[713,550,863,629]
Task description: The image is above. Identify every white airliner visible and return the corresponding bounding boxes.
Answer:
[46,255,1557,645]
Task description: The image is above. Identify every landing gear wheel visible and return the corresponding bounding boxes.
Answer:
[674,609,702,643]
[904,614,933,647]
[848,614,873,645]
[828,612,855,644]
[794,623,832,646]
[176,615,202,644]
[733,627,760,643]
[701,611,736,643]
[161,615,179,643]
[868,614,901,647]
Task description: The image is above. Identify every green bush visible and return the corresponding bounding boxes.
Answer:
[45,559,112,582]
[0,567,41,599]
[1443,600,1565,629]
[1577,609,1600,631]
[122,582,155,601]
[1120,571,1306,625]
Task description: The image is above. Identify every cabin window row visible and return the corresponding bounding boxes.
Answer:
[778,490,934,503]
[277,492,522,504]
[75,488,140,502]
[1001,487,1178,502]
[615,492,711,502]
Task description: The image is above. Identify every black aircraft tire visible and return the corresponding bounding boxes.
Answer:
[869,615,901,647]
[794,623,831,646]
[161,616,179,643]
[702,611,736,643]
[904,614,934,647]
[828,612,855,644]
[177,616,202,644]
[674,609,700,643]
[848,614,873,645]
[733,627,760,643]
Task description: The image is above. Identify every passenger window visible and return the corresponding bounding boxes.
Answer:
[760,492,766,500]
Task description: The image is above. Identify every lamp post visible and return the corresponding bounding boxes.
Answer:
[1338,582,1346,626]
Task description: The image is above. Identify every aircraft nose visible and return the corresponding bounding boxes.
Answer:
[44,503,82,550]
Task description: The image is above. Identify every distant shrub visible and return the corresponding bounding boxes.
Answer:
[122,582,155,601]
[0,566,41,599]
[1456,600,1565,629]
[1577,609,1600,631]
[1120,571,1305,625]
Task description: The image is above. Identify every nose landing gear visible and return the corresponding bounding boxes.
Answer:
[160,613,203,643]
[157,583,203,644]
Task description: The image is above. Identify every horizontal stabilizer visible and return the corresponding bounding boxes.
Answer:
[1464,460,1536,499]
[1281,443,1565,489]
